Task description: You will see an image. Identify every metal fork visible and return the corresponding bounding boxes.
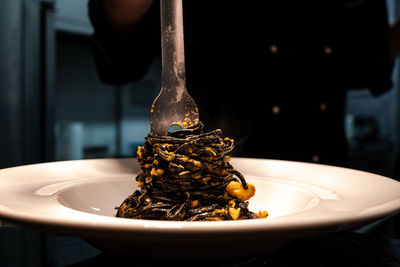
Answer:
[150,0,199,136]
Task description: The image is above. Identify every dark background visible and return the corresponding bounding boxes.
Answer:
[0,0,400,176]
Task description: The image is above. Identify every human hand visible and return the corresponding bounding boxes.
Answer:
[389,18,400,59]
[104,0,154,34]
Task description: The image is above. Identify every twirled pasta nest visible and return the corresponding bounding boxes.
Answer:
[116,122,268,221]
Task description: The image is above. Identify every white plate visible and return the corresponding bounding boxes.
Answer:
[0,158,400,261]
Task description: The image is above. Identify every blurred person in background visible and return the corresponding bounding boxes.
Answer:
[88,0,397,167]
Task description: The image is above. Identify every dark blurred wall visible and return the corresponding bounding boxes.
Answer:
[0,1,24,168]
[0,0,54,168]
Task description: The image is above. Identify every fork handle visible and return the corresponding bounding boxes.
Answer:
[160,0,186,93]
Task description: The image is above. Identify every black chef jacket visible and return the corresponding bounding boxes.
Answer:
[88,0,393,167]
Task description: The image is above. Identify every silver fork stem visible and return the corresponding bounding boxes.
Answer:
[160,0,186,96]
[151,0,198,136]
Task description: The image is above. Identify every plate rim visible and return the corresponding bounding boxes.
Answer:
[0,158,400,238]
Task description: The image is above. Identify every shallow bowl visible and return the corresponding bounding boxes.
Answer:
[0,158,400,261]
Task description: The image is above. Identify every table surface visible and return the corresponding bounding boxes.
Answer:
[1,221,400,267]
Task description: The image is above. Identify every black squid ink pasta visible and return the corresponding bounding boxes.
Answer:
[116,122,268,221]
